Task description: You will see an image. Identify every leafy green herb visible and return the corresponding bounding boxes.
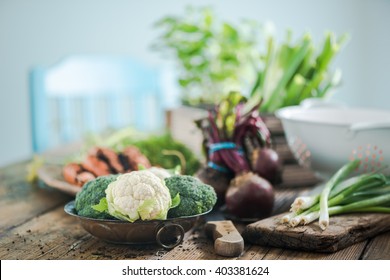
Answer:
[132,134,201,175]
[152,6,260,105]
[70,127,201,176]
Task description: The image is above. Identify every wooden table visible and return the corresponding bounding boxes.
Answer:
[1,154,389,260]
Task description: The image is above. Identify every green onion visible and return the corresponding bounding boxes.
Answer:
[290,173,386,214]
[319,159,360,230]
[328,193,390,215]
[281,160,390,230]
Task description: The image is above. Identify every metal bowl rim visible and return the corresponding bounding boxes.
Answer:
[64,200,211,224]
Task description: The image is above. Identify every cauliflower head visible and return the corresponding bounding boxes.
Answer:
[105,170,173,222]
[147,167,172,180]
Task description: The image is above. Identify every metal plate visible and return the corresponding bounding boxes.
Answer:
[38,164,80,196]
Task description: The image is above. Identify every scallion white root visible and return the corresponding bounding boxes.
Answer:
[289,216,304,227]
[290,196,319,212]
[281,212,297,223]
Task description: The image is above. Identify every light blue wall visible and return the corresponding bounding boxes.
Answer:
[0,0,389,167]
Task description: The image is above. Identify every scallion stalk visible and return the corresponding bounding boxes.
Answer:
[319,159,361,230]
[282,160,390,229]
[328,193,390,216]
[301,211,320,225]
[290,195,319,212]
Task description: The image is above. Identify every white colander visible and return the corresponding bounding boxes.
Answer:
[275,104,390,179]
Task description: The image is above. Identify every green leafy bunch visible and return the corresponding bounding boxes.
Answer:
[153,6,260,106]
[153,6,349,113]
[248,31,349,113]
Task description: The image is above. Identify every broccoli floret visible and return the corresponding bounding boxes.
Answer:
[165,175,217,218]
[75,174,119,219]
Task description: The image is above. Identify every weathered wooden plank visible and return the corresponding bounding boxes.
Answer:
[160,238,219,260]
[361,232,390,260]
[154,224,255,260]
[278,164,321,188]
[262,114,284,136]
[0,204,86,260]
[243,213,390,253]
[275,144,295,163]
[264,242,366,260]
[238,245,270,260]
[0,161,71,231]
[0,202,221,260]
[0,204,172,260]
[320,242,367,260]
[60,237,166,260]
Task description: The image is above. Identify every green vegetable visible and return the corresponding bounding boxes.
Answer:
[282,161,390,229]
[80,128,201,176]
[165,175,217,218]
[152,6,260,105]
[319,159,361,229]
[103,171,175,222]
[75,174,119,219]
[290,172,387,214]
[248,31,348,113]
[132,134,201,175]
[153,6,348,110]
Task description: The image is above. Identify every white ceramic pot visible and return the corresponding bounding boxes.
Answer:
[275,105,390,178]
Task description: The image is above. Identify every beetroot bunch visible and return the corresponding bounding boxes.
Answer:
[195,92,282,220]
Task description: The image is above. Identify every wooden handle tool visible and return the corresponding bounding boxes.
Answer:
[205,220,244,257]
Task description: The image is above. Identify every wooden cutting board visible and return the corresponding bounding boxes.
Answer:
[242,213,390,253]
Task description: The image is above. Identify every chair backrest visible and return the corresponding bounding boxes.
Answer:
[29,54,165,153]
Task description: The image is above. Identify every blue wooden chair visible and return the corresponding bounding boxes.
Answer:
[29,54,166,153]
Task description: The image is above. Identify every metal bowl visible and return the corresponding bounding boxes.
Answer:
[64,201,209,249]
